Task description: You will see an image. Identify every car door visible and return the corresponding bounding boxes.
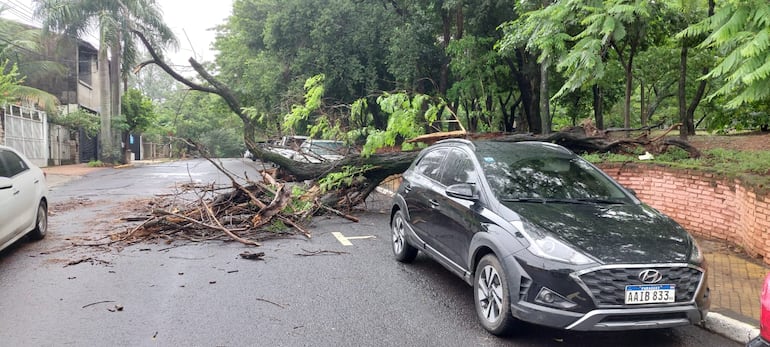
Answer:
[431,148,483,270]
[404,147,449,244]
[0,149,35,245]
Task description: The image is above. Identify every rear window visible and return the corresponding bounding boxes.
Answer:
[414,148,448,181]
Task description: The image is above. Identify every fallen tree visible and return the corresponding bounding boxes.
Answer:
[132,29,700,212]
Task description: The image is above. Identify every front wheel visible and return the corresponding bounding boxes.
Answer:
[28,201,47,240]
[474,254,516,335]
[391,210,418,263]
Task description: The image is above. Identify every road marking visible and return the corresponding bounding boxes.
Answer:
[332,232,376,246]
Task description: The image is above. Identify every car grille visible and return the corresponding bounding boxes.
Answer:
[577,266,703,307]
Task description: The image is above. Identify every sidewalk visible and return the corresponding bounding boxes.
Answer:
[699,237,767,343]
[42,163,107,187]
[42,162,769,343]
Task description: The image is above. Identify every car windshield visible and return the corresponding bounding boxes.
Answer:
[307,141,345,156]
[475,141,631,203]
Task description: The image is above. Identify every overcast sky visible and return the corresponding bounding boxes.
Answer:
[0,0,233,67]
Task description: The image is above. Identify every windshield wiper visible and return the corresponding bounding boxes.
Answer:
[501,197,548,203]
[502,197,587,204]
[502,197,625,205]
[573,198,626,205]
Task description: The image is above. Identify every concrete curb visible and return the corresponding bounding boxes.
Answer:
[704,312,759,344]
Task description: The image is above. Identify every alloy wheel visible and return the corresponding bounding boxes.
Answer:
[392,215,406,254]
[477,264,503,323]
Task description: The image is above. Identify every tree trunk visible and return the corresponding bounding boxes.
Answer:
[623,60,633,130]
[639,80,649,127]
[612,40,636,134]
[678,44,688,140]
[98,45,112,161]
[510,52,540,133]
[111,43,123,161]
[592,85,604,130]
[439,10,451,95]
[684,0,715,136]
[540,61,550,134]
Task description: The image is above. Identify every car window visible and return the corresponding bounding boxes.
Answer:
[414,148,448,181]
[0,149,29,177]
[439,149,477,187]
[306,141,345,156]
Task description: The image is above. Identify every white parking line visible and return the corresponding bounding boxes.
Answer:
[332,232,376,246]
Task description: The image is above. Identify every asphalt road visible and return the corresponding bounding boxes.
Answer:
[0,159,740,346]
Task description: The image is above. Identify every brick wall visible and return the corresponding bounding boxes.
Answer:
[600,163,770,264]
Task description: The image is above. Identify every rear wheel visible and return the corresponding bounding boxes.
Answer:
[391,210,418,263]
[474,254,516,335]
[28,201,47,240]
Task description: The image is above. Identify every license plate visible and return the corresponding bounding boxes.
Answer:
[625,284,675,304]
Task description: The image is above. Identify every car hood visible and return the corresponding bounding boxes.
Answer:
[503,201,692,264]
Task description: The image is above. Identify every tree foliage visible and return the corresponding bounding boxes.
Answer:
[678,0,770,109]
[113,0,770,178]
[120,88,155,134]
[0,60,22,105]
[0,16,62,112]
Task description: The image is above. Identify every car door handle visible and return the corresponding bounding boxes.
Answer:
[429,199,439,208]
[13,190,20,196]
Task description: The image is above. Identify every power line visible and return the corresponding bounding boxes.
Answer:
[1,0,38,24]
[6,0,34,13]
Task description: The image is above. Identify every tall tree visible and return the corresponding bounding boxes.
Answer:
[675,0,714,138]
[678,0,770,109]
[553,0,656,131]
[499,0,569,133]
[34,0,177,161]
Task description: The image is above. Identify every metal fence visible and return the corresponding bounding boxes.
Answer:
[2,104,48,167]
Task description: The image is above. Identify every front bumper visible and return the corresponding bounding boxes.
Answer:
[506,258,711,331]
[512,301,707,331]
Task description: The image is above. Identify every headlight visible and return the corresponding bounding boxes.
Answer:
[511,221,594,265]
[689,236,704,264]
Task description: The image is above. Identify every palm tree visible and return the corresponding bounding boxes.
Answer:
[33,0,177,161]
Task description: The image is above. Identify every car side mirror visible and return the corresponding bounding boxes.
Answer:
[0,177,13,190]
[446,183,479,201]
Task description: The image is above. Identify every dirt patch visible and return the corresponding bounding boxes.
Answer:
[50,197,95,213]
[43,164,106,176]
[688,132,770,152]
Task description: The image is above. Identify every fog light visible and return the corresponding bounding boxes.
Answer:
[535,287,577,310]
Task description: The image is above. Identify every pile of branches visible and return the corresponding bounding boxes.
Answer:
[109,157,357,247]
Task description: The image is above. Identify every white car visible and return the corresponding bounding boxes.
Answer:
[0,145,48,252]
[291,139,347,163]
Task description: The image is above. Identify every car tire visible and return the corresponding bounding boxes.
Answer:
[474,254,516,336]
[391,210,418,263]
[28,201,47,240]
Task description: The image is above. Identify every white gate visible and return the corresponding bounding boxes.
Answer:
[2,104,48,167]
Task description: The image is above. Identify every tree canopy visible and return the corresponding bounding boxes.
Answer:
[39,0,770,170]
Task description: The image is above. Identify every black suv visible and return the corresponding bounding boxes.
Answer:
[389,139,710,335]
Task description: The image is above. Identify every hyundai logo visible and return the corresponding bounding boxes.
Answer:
[638,269,663,284]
